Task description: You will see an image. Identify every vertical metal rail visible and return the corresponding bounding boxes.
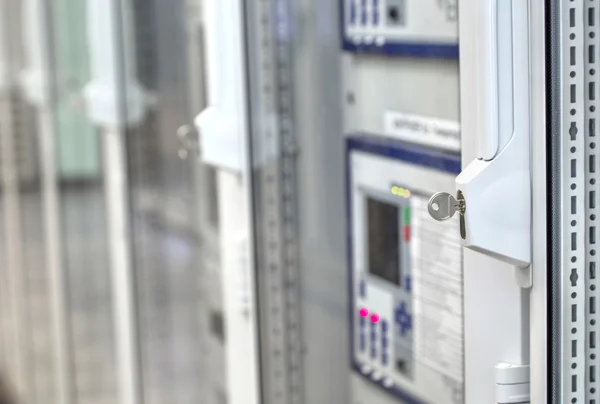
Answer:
[274,3,304,401]
[0,0,28,397]
[24,1,74,403]
[558,0,600,402]
[585,1,600,402]
[245,0,304,403]
[38,107,72,404]
[103,126,141,404]
[0,50,28,404]
[546,0,562,400]
[86,0,146,402]
[562,0,586,399]
[529,0,549,401]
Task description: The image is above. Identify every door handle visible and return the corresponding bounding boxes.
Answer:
[429,0,532,287]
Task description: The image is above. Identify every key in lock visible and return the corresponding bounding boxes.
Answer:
[427,191,467,239]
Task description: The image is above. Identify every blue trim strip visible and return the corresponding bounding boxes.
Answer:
[345,134,460,402]
[347,134,462,175]
[342,40,459,59]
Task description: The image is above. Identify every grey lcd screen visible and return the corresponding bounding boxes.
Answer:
[367,198,401,286]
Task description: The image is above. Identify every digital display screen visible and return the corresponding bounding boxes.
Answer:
[367,198,401,285]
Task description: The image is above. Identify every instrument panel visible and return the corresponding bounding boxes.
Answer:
[347,135,464,403]
[341,0,459,57]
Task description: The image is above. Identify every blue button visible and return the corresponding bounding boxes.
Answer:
[381,320,388,332]
[360,333,366,351]
[382,353,388,365]
[394,302,406,323]
[350,1,357,24]
[360,316,366,327]
[405,276,412,293]
[361,0,368,25]
[381,337,388,348]
[372,0,380,26]
[359,280,366,297]
[372,0,379,24]
[395,302,413,336]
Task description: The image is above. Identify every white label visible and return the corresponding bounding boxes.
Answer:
[384,111,461,152]
[411,195,463,384]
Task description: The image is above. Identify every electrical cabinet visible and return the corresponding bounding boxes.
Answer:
[340,0,463,402]
[347,135,463,403]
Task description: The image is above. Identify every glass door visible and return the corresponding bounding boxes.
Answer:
[123,0,225,403]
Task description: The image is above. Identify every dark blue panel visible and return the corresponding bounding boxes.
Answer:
[342,39,459,59]
[347,133,462,175]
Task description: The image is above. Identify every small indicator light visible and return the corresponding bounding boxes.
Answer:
[360,308,369,317]
[370,314,380,323]
[403,207,411,225]
[391,186,411,199]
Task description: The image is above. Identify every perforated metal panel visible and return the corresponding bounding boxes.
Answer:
[585,2,600,401]
[561,0,600,402]
[245,0,304,403]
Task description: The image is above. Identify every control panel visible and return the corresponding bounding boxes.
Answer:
[341,0,459,57]
[347,135,463,403]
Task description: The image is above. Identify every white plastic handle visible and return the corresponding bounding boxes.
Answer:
[476,0,499,161]
[195,0,246,173]
[456,0,531,276]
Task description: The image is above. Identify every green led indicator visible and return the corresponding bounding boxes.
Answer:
[403,207,411,226]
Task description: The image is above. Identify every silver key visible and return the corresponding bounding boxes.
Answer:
[457,191,466,239]
[428,191,467,239]
[428,192,460,221]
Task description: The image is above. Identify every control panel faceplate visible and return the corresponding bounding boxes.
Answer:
[341,0,459,57]
[347,136,463,403]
